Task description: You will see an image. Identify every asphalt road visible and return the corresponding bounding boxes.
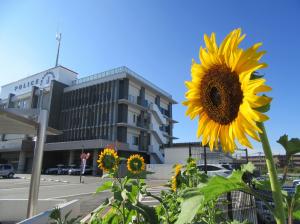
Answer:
[0,174,167,221]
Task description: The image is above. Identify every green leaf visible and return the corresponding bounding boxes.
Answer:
[241,162,255,174]
[175,194,204,224]
[176,170,251,224]
[125,210,136,224]
[199,170,249,203]
[253,179,272,191]
[277,134,300,159]
[293,185,300,220]
[121,189,129,201]
[126,202,159,224]
[96,181,113,193]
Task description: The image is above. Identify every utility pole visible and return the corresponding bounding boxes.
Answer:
[245,148,249,163]
[27,110,48,218]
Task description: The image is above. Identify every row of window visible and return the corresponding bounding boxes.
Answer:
[60,104,114,129]
[62,81,116,110]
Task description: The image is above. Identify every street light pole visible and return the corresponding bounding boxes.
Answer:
[80,145,84,183]
[245,148,249,163]
[204,145,207,174]
[27,109,48,218]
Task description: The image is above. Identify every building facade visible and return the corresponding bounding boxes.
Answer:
[164,142,234,165]
[0,66,177,174]
[241,154,300,170]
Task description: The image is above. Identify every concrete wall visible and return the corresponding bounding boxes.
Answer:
[160,98,169,110]
[164,147,190,164]
[0,198,72,223]
[146,164,173,179]
[17,200,80,224]
[127,127,140,150]
[128,80,140,99]
[145,89,155,105]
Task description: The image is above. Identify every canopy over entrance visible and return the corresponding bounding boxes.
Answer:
[0,108,61,135]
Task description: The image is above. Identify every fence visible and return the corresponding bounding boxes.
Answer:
[216,191,258,223]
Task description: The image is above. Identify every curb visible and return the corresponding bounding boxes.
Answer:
[19,176,69,183]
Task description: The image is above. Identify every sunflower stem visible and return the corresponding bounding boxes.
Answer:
[257,122,286,224]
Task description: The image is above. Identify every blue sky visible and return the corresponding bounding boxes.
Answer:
[0,1,299,155]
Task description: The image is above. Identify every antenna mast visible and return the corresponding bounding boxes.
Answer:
[55,33,62,67]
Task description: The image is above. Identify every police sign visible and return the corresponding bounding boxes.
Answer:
[0,66,78,100]
[14,72,55,91]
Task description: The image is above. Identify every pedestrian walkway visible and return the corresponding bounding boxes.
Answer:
[139,185,170,206]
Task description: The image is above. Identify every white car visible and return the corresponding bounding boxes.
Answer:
[197,164,232,177]
[0,164,15,178]
[293,179,300,187]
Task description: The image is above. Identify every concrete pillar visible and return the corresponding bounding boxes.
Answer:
[68,151,75,165]
[92,149,99,176]
[17,151,26,173]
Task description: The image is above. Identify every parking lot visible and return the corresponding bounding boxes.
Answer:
[0,174,167,220]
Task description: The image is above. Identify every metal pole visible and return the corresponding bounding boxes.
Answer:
[27,109,48,218]
[188,143,191,158]
[245,148,249,163]
[80,145,84,183]
[204,145,207,174]
[55,33,61,67]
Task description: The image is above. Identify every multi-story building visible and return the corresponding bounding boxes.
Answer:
[0,66,177,174]
[241,154,300,170]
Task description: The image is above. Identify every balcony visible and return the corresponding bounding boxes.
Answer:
[137,96,148,108]
[118,95,148,111]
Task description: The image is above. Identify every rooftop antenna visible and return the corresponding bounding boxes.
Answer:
[55,32,62,67]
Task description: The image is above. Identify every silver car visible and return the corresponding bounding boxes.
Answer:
[197,164,232,177]
[0,164,15,178]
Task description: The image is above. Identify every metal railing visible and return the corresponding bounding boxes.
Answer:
[71,66,173,99]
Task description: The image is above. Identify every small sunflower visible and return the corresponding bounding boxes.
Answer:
[127,154,146,175]
[171,164,182,191]
[97,148,119,172]
[183,28,272,153]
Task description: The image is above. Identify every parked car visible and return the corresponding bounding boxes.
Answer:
[45,164,65,175]
[61,164,76,175]
[220,163,233,170]
[68,165,93,175]
[293,179,300,187]
[197,164,232,177]
[0,164,15,178]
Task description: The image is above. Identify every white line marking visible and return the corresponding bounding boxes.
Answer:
[47,191,103,199]
[0,183,85,191]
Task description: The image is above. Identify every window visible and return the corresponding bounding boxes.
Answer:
[4,165,12,170]
[132,136,139,145]
[133,114,136,123]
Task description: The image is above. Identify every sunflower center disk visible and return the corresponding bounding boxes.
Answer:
[200,65,243,125]
[210,87,221,107]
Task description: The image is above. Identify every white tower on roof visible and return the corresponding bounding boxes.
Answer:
[55,33,62,67]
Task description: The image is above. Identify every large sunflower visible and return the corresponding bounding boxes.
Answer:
[97,148,119,172]
[127,154,146,175]
[183,28,271,153]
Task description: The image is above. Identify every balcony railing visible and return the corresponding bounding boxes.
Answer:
[71,66,173,99]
